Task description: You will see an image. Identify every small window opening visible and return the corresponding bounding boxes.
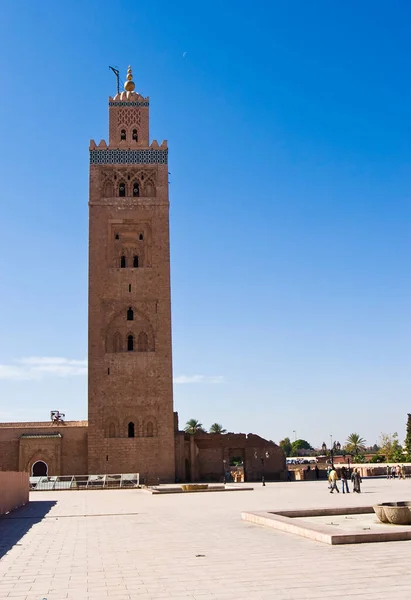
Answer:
[127,335,134,352]
[107,368,110,375]
[128,284,131,293]
[132,129,138,141]
[115,233,119,240]
[128,422,135,438]
[133,256,139,268]
[120,129,126,140]
[119,183,126,197]
[120,255,126,268]
[127,175,130,180]
[133,182,140,197]
[127,307,134,321]
[106,455,109,461]
[139,233,144,241]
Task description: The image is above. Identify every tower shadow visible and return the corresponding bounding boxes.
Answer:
[0,500,56,559]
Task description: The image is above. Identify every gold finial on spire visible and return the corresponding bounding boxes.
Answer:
[124,65,135,92]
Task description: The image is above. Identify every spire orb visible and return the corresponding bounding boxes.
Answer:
[124,65,135,92]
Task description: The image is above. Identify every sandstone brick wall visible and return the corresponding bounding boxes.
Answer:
[0,423,88,475]
[179,432,286,483]
[0,471,29,515]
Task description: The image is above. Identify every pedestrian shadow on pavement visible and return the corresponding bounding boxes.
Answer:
[0,500,56,559]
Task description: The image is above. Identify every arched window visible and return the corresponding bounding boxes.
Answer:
[128,422,135,438]
[132,182,139,197]
[119,183,126,197]
[146,421,154,437]
[127,334,134,352]
[115,233,119,240]
[120,129,126,140]
[113,332,122,353]
[132,129,138,141]
[109,423,115,438]
[120,255,126,268]
[133,255,139,268]
[127,307,134,321]
[139,233,144,241]
[138,331,148,352]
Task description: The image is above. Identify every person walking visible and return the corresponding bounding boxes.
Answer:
[328,467,339,494]
[340,466,350,494]
[386,465,391,479]
[351,468,362,493]
[315,464,320,480]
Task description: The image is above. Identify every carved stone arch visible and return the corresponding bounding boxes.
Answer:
[137,330,149,352]
[143,417,158,437]
[105,307,155,354]
[103,179,114,197]
[25,449,54,474]
[126,331,135,352]
[118,179,127,197]
[143,179,156,197]
[113,332,122,353]
[131,125,139,142]
[123,416,140,437]
[104,416,120,438]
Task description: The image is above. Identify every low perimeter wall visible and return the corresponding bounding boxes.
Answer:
[0,471,29,515]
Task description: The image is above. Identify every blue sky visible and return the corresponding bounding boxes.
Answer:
[0,1,410,448]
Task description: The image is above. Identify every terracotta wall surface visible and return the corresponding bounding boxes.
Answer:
[0,471,29,515]
[0,424,88,475]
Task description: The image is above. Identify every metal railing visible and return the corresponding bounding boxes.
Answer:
[29,473,140,491]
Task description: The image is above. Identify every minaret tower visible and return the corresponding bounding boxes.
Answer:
[88,67,175,481]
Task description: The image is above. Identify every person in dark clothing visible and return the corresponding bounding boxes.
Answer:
[340,466,350,493]
[351,468,362,493]
[315,465,320,480]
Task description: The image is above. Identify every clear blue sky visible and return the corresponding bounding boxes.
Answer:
[0,1,410,448]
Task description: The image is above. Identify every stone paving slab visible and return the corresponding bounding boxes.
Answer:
[0,480,411,599]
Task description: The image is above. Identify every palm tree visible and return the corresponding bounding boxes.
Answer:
[184,419,204,434]
[345,433,366,457]
[209,423,227,434]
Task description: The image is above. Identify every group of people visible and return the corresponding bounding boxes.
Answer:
[328,465,362,494]
[386,464,407,479]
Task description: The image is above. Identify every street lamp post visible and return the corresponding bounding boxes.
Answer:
[254,451,270,486]
[222,459,227,485]
[322,441,341,469]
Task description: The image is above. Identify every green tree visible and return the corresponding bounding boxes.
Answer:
[291,439,312,457]
[379,432,404,462]
[184,419,204,434]
[345,433,366,457]
[279,437,292,457]
[209,423,227,434]
[405,414,411,461]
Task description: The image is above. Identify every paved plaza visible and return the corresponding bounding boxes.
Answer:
[1,479,411,600]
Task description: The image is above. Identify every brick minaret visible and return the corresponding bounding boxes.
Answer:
[88,66,175,482]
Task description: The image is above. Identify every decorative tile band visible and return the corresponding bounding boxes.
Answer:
[109,101,149,107]
[90,149,168,165]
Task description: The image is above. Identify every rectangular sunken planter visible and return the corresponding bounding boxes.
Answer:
[241,507,411,545]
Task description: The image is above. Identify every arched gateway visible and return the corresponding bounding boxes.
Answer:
[32,460,48,476]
